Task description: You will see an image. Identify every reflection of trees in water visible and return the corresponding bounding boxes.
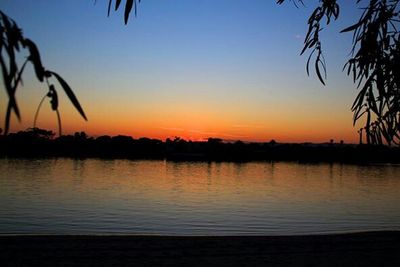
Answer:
[72,159,87,186]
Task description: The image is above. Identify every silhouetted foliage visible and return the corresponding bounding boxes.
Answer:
[26,127,55,139]
[107,0,141,24]
[2,2,399,146]
[1,129,400,163]
[342,0,400,146]
[277,0,400,145]
[0,11,87,136]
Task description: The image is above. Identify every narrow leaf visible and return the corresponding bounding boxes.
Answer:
[306,48,316,76]
[23,39,44,82]
[47,71,87,121]
[124,0,134,24]
[12,59,28,92]
[315,60,326,85]
[340,21,362,33]
[0,54,20,121]
[115,0,122,10]
[6,60,28,122]
[107,0,112,16]
[4,101,12,135]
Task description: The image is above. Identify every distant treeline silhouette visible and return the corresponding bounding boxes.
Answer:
[2,1,400,146]
[1,128,400,163]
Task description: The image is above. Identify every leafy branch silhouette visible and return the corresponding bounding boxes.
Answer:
[278,0,399,145]
[0,11,87,136]
[106,0,141,24]
[342,0,400,145]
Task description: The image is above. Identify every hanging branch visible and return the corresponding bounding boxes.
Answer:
[106,0,142,24]
[0,10,87,136]
[342,0,400,145]
[278,0,399,145]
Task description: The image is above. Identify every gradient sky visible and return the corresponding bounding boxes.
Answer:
[0,0,364,142]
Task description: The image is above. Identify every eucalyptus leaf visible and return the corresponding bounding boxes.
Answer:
[47,71,87,121]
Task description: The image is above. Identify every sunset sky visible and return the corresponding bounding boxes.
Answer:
[0,0,364,143]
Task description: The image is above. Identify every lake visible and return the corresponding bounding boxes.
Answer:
[0,158,399,235]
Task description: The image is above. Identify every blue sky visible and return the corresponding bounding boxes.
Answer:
[0,0,365,142]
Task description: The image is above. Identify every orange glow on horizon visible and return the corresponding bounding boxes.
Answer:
[0,0,365,146]
[3,105,359,144]
[1,83,359,144]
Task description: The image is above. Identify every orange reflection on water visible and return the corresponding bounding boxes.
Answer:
[1,159,400,234]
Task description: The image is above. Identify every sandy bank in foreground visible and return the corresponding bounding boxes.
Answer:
[1,231,400,266]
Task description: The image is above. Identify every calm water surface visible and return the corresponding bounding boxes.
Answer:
[0,158,399,235]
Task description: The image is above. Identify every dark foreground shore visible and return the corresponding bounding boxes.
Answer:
[1,231,400,266]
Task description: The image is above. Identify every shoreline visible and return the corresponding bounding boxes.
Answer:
[2,133,400,163]
[1,229,399,236]
[1,231,399,266]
